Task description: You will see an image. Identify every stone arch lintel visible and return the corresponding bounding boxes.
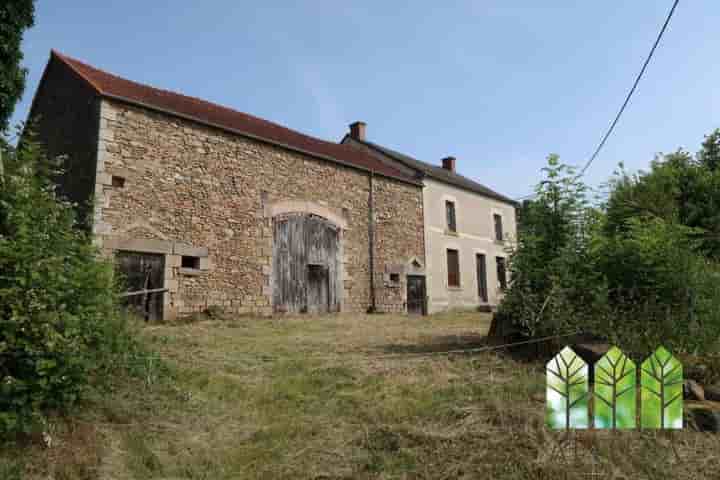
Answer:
[264,200,347,229]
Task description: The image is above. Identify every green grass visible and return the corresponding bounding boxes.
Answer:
[2,310,719,479]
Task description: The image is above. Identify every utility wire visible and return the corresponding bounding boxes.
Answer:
[513,0,681,201]
[578,0,680,176]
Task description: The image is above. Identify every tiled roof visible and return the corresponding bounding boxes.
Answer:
[353,138,517,205]
[50,50,419,185]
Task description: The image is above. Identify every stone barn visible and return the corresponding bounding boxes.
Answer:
[28,50,426,320]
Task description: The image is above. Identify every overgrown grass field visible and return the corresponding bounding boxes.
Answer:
[2,311,718,479]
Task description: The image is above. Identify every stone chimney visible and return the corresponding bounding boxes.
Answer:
[442,156,456,172]
[349,121,367,141]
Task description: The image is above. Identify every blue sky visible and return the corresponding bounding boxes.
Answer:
[10,1,720,199]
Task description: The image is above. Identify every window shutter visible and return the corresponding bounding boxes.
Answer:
[446,201,456,232]
[494,214,503,241]
[447,249,460,287]
[477,254,488,302]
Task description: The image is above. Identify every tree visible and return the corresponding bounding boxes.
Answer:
[698,129,720,172]
[0,133,155,437]
[0,0,35,133]
[604,142,720,260]
[497,155,604,337]
[496,144,720,356]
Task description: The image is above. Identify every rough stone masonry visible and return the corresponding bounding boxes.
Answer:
[28,51,426,320]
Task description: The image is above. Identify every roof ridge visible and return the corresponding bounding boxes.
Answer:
[357,138,517,205]
[45,50,420,185]
[52,50,360,154]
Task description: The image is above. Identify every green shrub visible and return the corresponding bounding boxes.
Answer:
[0,137,151,436]
[498,152,720,357]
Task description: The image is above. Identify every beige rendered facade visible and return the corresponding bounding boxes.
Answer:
[342,124,517,313]
[422,177,516,313]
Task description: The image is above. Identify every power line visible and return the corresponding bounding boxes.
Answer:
[513,0,681,201]
[579,0,680,176]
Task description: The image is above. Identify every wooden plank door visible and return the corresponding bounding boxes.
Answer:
[116,251,165,321]
[406,275,426,315]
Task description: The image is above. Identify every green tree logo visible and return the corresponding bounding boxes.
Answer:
[546,346,683,430]
[546,347,589,429]
[640,346,683,429]
[594,347,636,429]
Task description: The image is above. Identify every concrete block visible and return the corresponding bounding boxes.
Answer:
[179,267,202,276]
[105,237,173,254]
[165,279,179,292]
[173,242,208,257]
[167,254,181,268]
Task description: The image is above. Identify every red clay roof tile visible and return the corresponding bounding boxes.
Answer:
[50,50,419,185]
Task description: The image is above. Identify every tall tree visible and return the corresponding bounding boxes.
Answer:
[0,0,35,133]
[698,128,720,172]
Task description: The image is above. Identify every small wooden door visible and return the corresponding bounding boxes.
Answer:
[406,275,426,315]
[116,251,165,321]
[307,264,330,314]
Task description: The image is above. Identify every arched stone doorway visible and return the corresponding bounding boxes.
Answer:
[272,213,342,314]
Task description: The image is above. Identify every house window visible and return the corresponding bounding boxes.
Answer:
[493,214,503,241]
[446,201,456,233]
[477,254,488,302]
[181,255,200,270]
[447,249,460,287]
[389,273,400,284]
[496,256,507,290]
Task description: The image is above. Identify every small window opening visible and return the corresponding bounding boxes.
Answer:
[493,214,503,241]
[496,256,507,290]
[447,249,460,287]
[389,273,400,284]
[446,201,457,233]
[112,175,126,188]
[182,256,200,269]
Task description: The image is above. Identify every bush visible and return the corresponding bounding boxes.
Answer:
[498,153,720,358]
[0,137,150,436]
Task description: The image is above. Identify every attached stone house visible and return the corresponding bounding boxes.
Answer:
[28,51,426,320]
[341,123,517,313]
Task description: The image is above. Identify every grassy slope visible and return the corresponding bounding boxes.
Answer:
[2,311,719,479]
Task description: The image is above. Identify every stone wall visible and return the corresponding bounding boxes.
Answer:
[94,99,425,318]
[27,56,101,226]
[373,176,426,312]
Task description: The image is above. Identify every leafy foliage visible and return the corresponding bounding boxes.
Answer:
[498,132,720,357]
[497,155,605,337]
[0,0,35,132]
[0,134,151,437]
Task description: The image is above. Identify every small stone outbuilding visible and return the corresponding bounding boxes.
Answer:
[28,50,426,320]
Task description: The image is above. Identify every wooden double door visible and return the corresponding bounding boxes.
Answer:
[273,214,340,314]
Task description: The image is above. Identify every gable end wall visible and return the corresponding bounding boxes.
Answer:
[26,56,101,226]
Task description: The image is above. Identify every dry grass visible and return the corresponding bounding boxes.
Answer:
[2,310,719,479]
